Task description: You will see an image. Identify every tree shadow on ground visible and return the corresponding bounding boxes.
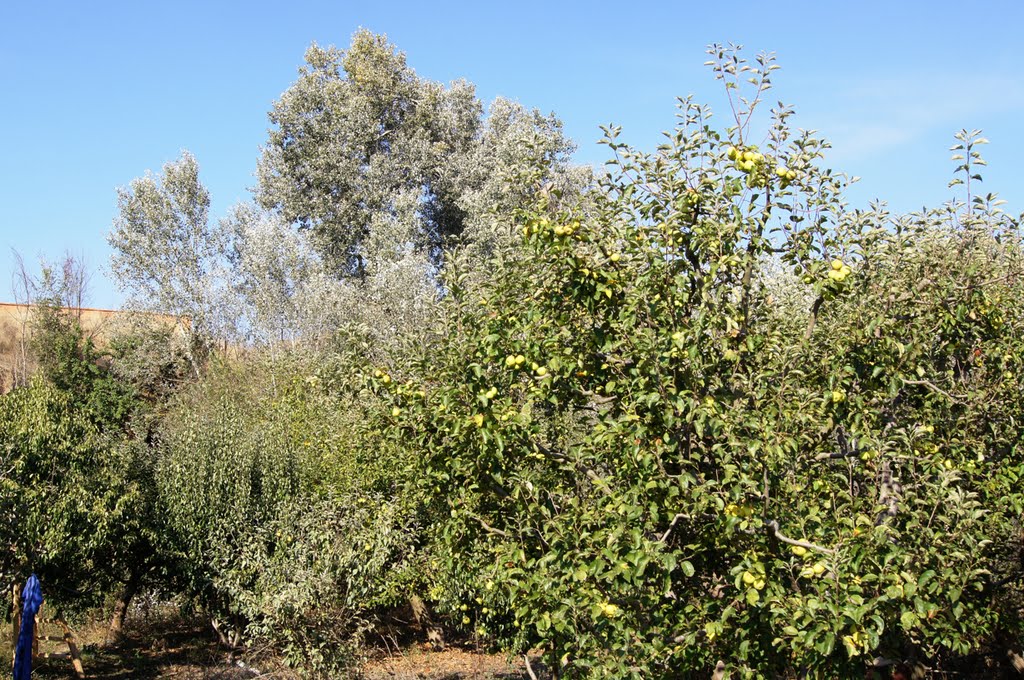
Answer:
[26,611,549,680]
[30,614,289,680]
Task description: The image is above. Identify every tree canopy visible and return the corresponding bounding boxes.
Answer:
[256,29,586,277]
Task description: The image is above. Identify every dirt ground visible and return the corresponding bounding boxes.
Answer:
[3,611,546,679]
[7,614,1019,678]
[360,645,542,680]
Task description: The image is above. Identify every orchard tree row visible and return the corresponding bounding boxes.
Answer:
[2,34,1023,679]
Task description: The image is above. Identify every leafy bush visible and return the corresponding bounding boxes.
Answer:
[155,353,429,674]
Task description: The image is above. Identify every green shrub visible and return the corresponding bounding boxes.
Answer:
[155,353,429,675]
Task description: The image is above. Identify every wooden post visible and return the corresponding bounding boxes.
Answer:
[11,582,19,669]
[57,619,86,679]
[32,603,40,660]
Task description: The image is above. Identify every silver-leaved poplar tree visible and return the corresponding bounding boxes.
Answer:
[108,151,230,375]
[111,31,588,361]
[256,29,588,279]
[223,204,346,349]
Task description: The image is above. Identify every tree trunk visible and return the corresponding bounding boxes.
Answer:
[108,573,141,640]
[410,594,445,649]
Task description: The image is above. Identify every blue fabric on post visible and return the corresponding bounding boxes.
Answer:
[13,574,43,680]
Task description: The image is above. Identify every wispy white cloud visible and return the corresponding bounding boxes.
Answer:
[805,71,1024,162]
[822,124,916,162]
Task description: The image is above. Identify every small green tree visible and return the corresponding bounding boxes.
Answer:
[0,377,149,615]
[2,260,172,633]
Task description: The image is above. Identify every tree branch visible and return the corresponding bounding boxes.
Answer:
[660,513,689,543]
[875,461,899,527]
[524,654,540,680]
[814,449,862,461]
[535,441,613,497]
[901,378,964,404]
[1009,649,1024,673]
[804,294,824,340]
[580,389,616,405]
[465,511,509,539]
[990,570,1024,590]
[766,520,835,555]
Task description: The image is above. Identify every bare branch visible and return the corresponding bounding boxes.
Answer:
[1009,650,1024,673]
[660,513,689,543]
[814,449,862,461]
[535,441,613,497]
[804,294,824,340]
[766,520,835,555]
[990,570,1024,590]
[875,461,900,527]
[902,378,964,404]
[524,654,540,680]
[580,389,616,405]
[465,511,509,539]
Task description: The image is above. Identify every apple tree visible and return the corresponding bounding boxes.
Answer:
[376,46,1024,677]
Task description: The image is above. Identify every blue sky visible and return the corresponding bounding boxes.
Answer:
[2,0,1022,309]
